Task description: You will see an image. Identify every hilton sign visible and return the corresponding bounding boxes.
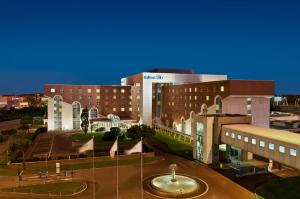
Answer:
[143,74,163,80]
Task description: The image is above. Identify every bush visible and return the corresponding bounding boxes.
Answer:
[20,115,33,125]
[127,125,155,140]
[0,133,8,143]
[95,127,106,132]
[102,127,124,141]
[35,127,47,134]
[1,128,17,136]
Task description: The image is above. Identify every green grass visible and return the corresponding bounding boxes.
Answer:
[255,176,300,199]
[71,132,104,143]
[155,132,193,158]
[1,181,86,195]
[0,156,154,176]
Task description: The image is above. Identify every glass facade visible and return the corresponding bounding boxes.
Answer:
[72,102,81,129]
[90,108,98,119]
[197,122,204,161]
[53,96,62,130]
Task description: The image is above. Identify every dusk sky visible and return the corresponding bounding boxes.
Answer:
[0,0,299,95]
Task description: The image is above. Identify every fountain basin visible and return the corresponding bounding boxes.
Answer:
[144,174,208,199]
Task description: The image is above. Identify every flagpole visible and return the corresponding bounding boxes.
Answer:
[92,135,95,199]
[116,136,119,199]
[141,137,143,199]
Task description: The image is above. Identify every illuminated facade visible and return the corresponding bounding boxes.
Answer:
[45,69,274,131]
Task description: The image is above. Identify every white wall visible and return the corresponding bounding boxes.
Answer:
[141,72,227,126]
[47,97,55,131]
[223,96,270,127]
[61,101,73,130]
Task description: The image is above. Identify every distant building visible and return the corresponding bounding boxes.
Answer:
[0,93,43,109]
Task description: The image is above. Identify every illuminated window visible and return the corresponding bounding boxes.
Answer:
[113,89,117,93]
[129,107,132,111]
[113,108,116,112]
[244,136,249,142]
[50,88,55,93]
[87,89,91,93]
[189,88,192,92]
[121,108,125,111]
[137,95,140,100]
[225,132,229,136]
[231,133,235,139]
[279,146,285,153]
[96,96,100,100]
[206,96,209,101]
[137,107,140,111]
[195,88,197,92]
[121,89,125,93]
[259,140,265,147]
[251,138,256,145]
[290,149,297,157]
[113,95,117,99]
[96,89,100,93]
[269,143,275,150]
[220,86,225,92]
[194,96,197,100]
[237,135,242,140]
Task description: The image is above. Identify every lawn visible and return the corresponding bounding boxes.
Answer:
[0,156,155,176]
[1,181,86,195]
[255,176,300,199]
[154,132,193,158]
[71,132,104,143]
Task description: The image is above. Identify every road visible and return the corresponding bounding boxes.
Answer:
[0,149,256,199]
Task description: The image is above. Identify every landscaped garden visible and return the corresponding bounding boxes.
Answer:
[255,176,300,199]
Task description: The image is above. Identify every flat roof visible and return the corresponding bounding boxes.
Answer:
[147,68,195,74]
[223,124,300,146]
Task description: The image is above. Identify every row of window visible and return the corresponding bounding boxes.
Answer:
[167,86,225,93]
[69,95,133,100]
[50,88,127,94]
[225,131,297,157]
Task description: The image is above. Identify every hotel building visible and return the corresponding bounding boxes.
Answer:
[45,68,274,131]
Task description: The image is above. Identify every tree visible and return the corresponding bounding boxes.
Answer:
[126,125,155,140]
[19,124,30,134]
[81,108,89,134]
[20,115,33,125]
[102,127,124,141]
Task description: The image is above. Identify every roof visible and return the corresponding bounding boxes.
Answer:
[223,124,300,146]
[147,68,195,74]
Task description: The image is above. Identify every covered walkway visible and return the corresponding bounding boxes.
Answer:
[221,124,300,169]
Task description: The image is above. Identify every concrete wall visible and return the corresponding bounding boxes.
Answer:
[221,126,300,170]
[47,97,55,131]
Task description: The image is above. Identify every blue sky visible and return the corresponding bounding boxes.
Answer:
[0,0,299,94]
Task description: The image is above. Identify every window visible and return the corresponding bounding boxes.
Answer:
[231,133,235,139]
[269,143,275,150]
[194,96,197,100]
[60,88,64,93]
[251,138,256,145]
[121,89,125,93]
[96,89,100,93]
[225,132,229,136]
[195,88,197,92]
[113,89,117,93]
[237,135,242,140]
[259,140,265,147]
[290,149,297,157]
[129,107,132,112]
[206,96,209,101]
[50,88,55,93]
[113,108,116,112]
[220,86,225,92]
[137,95,140,100]
[244,136,249,142]
[113,95,117,99]
[189,88,192,92]
[279,146,285,153]
[87,89,91,93]
[78,96,82,100]
[96,95,100,100]
[121,108,125,111]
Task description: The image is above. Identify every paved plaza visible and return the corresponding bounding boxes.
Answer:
[0,149,255,199]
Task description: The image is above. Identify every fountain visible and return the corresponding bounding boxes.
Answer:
[143,164,208,198]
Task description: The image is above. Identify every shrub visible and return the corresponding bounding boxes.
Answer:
[0,133,8,143]
[127,125,155,140]
[20,115,33,125]
[102,127,124,141]
[35,127,47,134]
[1,128,17,136]
[95,127,106,132]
